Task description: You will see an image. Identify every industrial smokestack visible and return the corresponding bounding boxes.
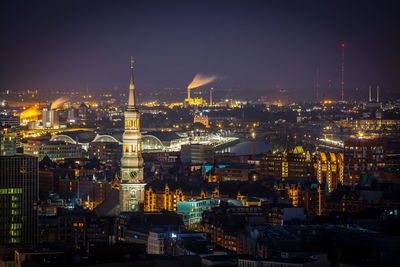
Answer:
[377,85,380,103]
[316,67,319,99]
[210,87,214,106]
[368,85,372,102]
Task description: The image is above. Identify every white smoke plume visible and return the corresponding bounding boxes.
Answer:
[50,97,68,110]
[187,73,221,89]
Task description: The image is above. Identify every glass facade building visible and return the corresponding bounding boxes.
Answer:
[0,155,38,245]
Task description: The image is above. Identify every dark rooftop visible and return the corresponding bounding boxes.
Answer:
[144,131,181,142]
[58,130,97,143]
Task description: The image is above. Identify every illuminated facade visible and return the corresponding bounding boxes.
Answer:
[274,182,324,217]
[193,114,209,127]
[262,147,313,181]
[42,108,59,129]
[177,198,220,228]
[120,57,145,212]
[144,183,219,212]
[316,152,344,192]
[185,97,206,106]
[343,140,386,186]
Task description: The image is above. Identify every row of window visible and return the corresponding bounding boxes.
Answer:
[125,119,139,129]
[124,144,141,153]
[0,188,22,194]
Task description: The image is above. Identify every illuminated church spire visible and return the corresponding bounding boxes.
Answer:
[128,56,137,109]
[119,56,145,213]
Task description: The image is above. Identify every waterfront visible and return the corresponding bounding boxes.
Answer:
[217,139,272,155]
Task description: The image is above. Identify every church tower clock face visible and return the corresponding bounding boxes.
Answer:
[130,170,138,179]
[119,57,146,213]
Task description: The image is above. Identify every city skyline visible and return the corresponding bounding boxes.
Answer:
[1,1,400,265]
[1,0,399,99]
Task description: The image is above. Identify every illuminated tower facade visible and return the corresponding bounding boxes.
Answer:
[316,152,344,192]
[120,57,145,212]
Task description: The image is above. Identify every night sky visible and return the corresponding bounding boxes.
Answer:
[1,0,399,99]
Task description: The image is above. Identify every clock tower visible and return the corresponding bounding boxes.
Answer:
[120,57,145,212]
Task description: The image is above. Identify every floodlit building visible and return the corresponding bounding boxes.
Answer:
[177,198,220,228]
[316,152,344,192]
[119,57,146,212]
[343,140,386,186]
[144,182,219,212]
[42,108,59,129]
[262,147,313,181]
[193,114,209,127]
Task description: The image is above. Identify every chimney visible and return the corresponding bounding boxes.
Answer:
[376,85,380,103]
[368,85,372,102]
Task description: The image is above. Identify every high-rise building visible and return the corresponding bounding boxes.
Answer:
[42,108,59,129]
[0,155,38,246]
[120,57,145,212]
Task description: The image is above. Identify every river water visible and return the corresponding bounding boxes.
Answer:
[216,139,272,155]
